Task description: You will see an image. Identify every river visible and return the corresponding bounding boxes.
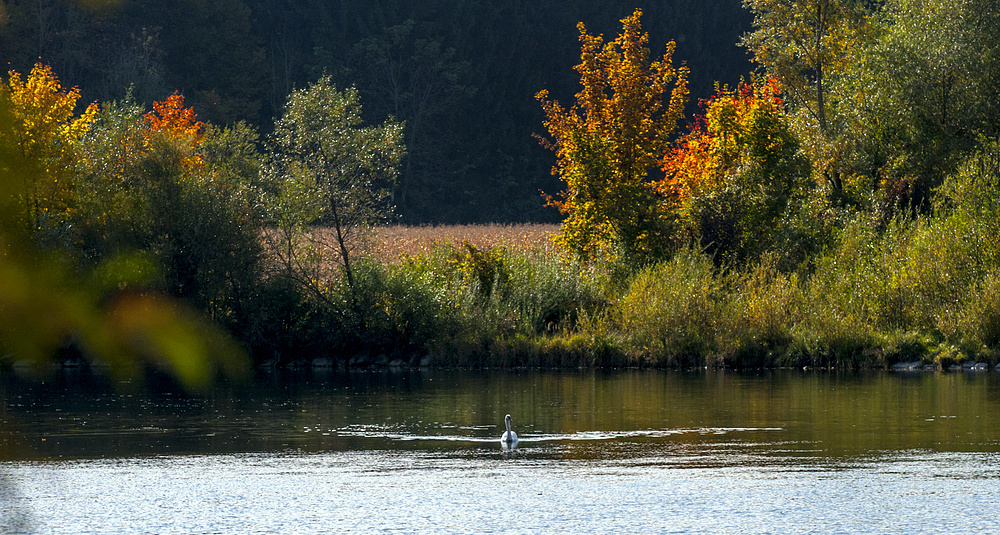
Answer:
[2,368,999,533]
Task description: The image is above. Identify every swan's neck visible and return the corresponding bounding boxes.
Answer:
[505,419,512,440]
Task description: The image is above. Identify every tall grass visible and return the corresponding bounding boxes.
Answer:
[616,249,720,367]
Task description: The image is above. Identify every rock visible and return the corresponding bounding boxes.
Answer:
[419,355,432,367]
[962,360,976,369]
[388,359,407,368]
[374,354,390,366]
[922,364,939,371]
[973,362,989,370]
[891,361,922,371]
[348,354,370,367]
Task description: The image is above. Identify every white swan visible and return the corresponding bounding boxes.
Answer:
[500,414,518,448]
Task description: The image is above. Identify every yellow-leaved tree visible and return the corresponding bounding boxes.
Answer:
[536,8,689,262]
[1,63,98,231]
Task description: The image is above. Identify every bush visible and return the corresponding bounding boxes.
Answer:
[717,254,802,367]
[616,248,720,366]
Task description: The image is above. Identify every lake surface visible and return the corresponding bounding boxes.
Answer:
[2,368,1000,533]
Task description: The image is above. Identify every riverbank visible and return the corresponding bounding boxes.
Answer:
[242,216,1000,372]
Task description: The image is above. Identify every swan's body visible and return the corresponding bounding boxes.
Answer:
[500,414,518,448]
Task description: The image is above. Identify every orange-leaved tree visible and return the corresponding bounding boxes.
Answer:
[536,8,688,262]
[143,91,206,169]
[660,76,804,265]
[1,63,98,230]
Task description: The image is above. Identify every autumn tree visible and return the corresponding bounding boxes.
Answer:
[76,94,267,334]
[660,76,805,265]
[267,77,404,315]
[0,80,246,390]
[1,62,97,233]
[536,8,688,262]
[142,91,206,169]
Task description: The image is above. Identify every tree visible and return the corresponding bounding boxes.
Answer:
[75,94,268,339]
[741,0,870,195]
[1,62,97,233]
[536,8,689,262]
[850,0,1000,212]
[142,91,205,169]
[267,76,404,314]
[1,82,247,391]
[660,76,805,265]
[741,0,868,132]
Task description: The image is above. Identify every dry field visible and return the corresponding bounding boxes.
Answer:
[361,223,560,263]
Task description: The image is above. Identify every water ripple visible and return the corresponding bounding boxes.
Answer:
[331,425,783,443]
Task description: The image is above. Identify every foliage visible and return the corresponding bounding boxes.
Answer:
[741,0,868,132]
[660,76,806,265]
[0,86,247,390]
[536,8,689,262]
[616,248,720,366]
[11,2,1000,373]
[144,92,205,145]
[717,254,802,367]
[75,97,267,336]
[448,241,509,301]
[1,63,98,232]
[848,0,1000,212]
[742,0,872,202]
[266,76,405,320]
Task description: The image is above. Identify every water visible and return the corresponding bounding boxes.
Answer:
[2,369,1000,533]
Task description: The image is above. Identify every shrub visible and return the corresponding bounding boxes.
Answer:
[616,248,720,366]
[717,254,802,367]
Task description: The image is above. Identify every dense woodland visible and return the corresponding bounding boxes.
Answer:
[3,0,1000,386]
[0,0,752,222]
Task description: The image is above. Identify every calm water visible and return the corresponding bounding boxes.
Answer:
[2,368,1000,533]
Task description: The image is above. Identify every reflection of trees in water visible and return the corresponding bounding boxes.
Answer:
[0,469,33,533]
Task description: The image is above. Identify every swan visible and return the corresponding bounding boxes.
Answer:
[500,414,518,447]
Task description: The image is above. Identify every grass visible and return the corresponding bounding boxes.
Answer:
[360,223,560,264]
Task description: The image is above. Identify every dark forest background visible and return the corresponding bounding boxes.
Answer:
[0,0,751,223]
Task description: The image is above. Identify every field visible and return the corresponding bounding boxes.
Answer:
[358,223,560,263]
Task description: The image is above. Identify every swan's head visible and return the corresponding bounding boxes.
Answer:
[505,414,512,424]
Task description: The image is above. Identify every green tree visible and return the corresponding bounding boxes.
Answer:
[536,8,689,263]
[75,94,268,338]
[741,0,868,132]
[1,87,247,391]
[741,0,870,194]
[267,76,404,315]
[849,0,1000,212]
